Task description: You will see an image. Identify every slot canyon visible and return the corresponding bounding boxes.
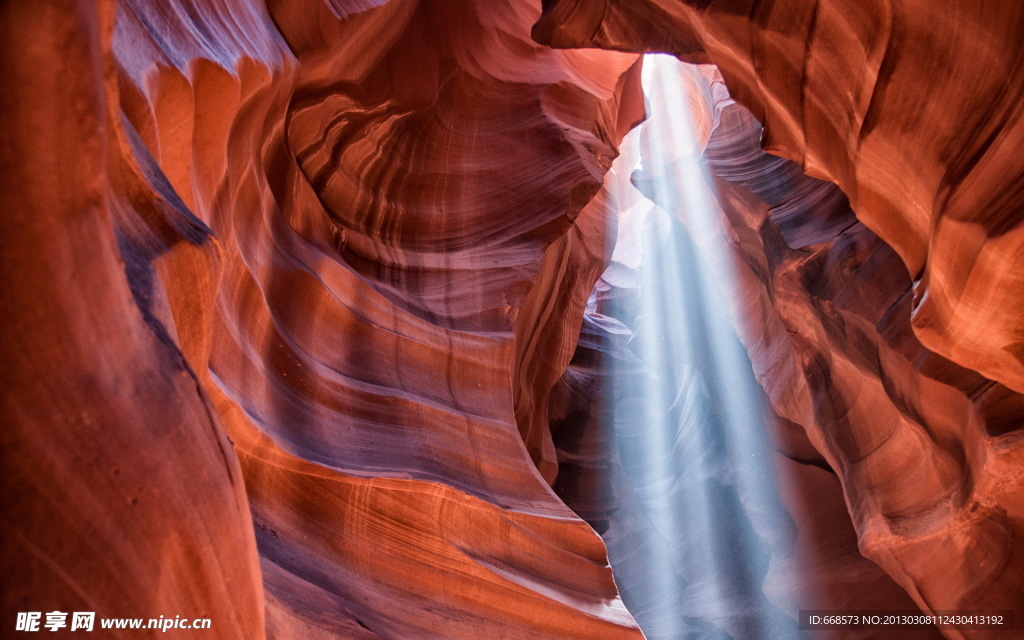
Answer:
[3,1,1023,638]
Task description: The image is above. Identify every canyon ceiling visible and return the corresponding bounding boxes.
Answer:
[2,1,1022,639]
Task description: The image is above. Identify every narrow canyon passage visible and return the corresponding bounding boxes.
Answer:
[559,55,946,639]
[3,2,1024,640]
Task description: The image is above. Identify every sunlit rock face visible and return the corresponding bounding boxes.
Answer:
[549,63,947,639]
[6,1,1024,639]
[2,1,646,638]
[550,50,1024,638]
[534,0,1024,398]
[700,99,1024,632]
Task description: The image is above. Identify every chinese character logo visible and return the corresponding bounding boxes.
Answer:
[16,611,95,632]
[71,612,95,632]
[44,611,67,632]
[15,612,41,632]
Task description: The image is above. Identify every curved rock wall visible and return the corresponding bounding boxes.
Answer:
[3,1,646,638]
[559,54,1024,636]
[699,95,1024,635]
[534,0,1024,398]
[535,2,1024,634]
[547,63,954,639]
[1,4,265,638]
[6,1,1024,638]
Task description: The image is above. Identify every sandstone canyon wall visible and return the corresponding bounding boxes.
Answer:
[3,1,645,638]
[535,0,1024,397]
[3,1,1024,639]
[535,3,1024,637]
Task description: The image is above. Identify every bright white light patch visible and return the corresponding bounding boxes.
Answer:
[599,54,799,639]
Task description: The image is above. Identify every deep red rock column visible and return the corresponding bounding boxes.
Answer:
[0,2,265,636]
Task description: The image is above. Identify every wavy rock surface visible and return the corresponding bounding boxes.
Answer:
[3,1,646,638]
[0,4,265,637]
[702,102,1024,635]
[8,1,1024,638]
[542,64,951,639]
[533,4,1024,634]
[534,0,1024,398]
[619,64,1024,636]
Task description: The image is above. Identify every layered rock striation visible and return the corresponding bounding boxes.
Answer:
[533,3,1024,635]
[557,58,1024,637]
[3,1,645,638]
[4,1,1024,639]
[548,62,956,639]
[534,0,1024,397]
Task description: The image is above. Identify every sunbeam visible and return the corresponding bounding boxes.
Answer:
[598,54,802,640]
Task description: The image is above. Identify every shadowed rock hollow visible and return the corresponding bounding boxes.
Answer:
[2,1,1022,639]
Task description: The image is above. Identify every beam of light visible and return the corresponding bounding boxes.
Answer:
[597,54,803,639]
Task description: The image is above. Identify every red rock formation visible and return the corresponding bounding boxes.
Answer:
[541,63,953,638]
[6,1,1024,639]
[1,3,264,637]
[611,60,1023,636]
[534,3,1024,633]
[3,1,645,638]
[699,96,1024,637]
[534,0,1024,398]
